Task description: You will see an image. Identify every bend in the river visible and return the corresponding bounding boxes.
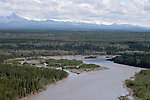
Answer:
[23,57,142,100]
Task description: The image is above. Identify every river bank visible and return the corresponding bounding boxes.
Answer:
[16,56,106,100]
[21,56,142,100]
[7,55,116,61]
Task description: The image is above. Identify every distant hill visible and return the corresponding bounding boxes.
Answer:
[0,13,150,31]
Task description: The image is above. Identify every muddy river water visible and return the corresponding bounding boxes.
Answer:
[23,57,141,100]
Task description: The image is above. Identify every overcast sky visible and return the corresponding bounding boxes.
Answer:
[0,0,150,27]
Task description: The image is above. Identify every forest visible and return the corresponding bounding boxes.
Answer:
[111,54,150,68]
[0,64,68,100]
[0,30,150,59]
[0,30,150,99]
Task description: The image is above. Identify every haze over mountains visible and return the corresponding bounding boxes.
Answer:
[0,13,150,31]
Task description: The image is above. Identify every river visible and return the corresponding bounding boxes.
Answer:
[23,57,142,100]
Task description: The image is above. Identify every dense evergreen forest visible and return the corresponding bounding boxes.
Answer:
[111,54,150,68]
[0,30,150,59]
[0,64,68,100]
[0,53,69,100]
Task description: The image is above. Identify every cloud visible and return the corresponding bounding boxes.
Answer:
[0,0,150,27]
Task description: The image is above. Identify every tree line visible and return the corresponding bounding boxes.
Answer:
[111,54,150,68]
[0,30,150,58]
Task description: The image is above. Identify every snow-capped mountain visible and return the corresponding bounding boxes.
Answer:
[0,13,150,31]
[0,13,28,23]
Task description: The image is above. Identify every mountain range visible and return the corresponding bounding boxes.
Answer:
[0,13,150,31]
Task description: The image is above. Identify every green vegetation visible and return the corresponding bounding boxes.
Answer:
[119,96,130,100]
[0,64,68,100]
[84,56,97,59]
[45,59,83,67]
[6,59,24,65]
[125,70,150,100]
[111,54,150,68]
[78,64,99,69]
[0,30,150,99]
[0,30,150,58]
[0,52,68,100]
[66,63,104,74]
[110,54,150,99]
[0,56,102,100]
[42,58,103,74]
[0,54,14,64]
[44,58,101,70]
[66,64,100,69]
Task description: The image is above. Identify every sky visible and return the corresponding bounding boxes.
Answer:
[0,0,150,27]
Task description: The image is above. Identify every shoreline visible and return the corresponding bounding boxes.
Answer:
[19,55,109,100]
[6,55,118,61]
[67,67,108,74]
[119,79,134,100]
[38,55,118,59]
[111,62,147,100]
[7,55,140,100]
[21,77,68,100]
[117,66,145,100]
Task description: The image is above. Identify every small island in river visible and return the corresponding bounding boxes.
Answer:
[84,56,97,59]
[22,57,106,74]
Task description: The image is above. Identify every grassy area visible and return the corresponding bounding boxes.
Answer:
[40,58,105,74]
[45,59,83,67]
[66,64,105,74]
